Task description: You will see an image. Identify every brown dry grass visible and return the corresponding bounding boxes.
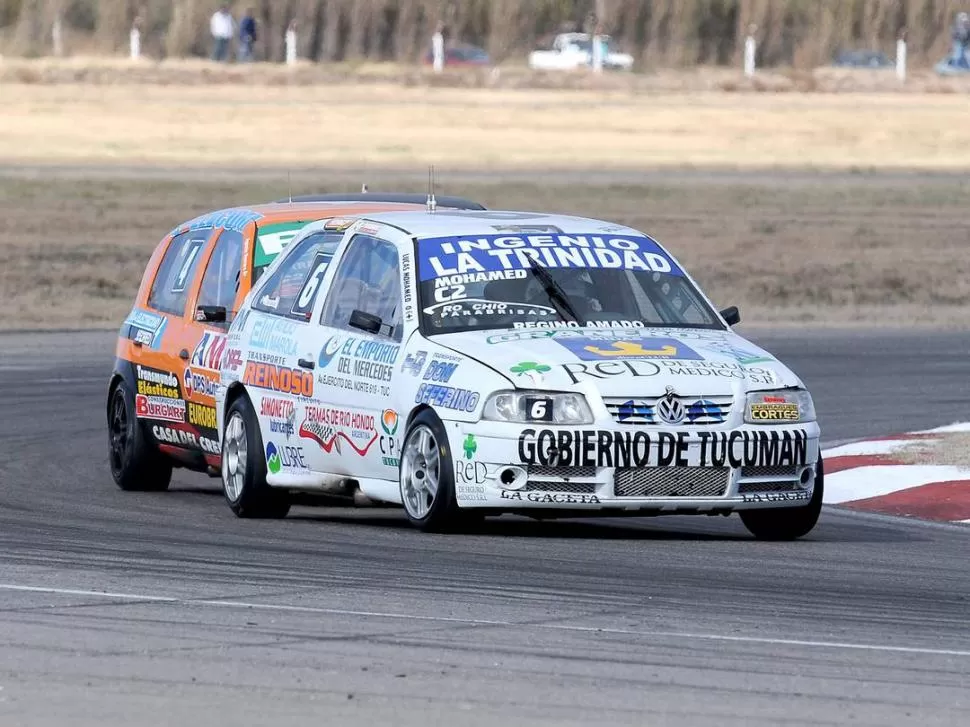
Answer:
[897,434,970,468]
[6,56,970,93]
[1,172,968,330]
[5,76,970,170]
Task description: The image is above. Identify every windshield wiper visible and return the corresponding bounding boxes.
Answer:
[526,257,584,325]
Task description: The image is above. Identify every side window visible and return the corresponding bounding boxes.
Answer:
[197,229,244,325]
[251,231,342,320]
[147,230,210,316]
[321,234,401,341]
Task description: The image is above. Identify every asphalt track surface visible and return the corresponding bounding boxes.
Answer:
[0,328,968,726]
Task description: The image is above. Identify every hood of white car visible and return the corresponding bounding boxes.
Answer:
[430,326,801,398]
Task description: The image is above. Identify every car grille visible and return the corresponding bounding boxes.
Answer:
[738,481,804,493]
[604,397,732,425]
[740,465,800,479]
[528,465,597,480]
[524,481,599,494]
[613,467,730,498]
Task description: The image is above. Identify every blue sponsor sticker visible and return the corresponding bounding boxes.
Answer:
[554,336,702,361]
[249,315,299,356]
[173,208,262,236]
[122,308,168,350]
[417,233,683,282]
[318,335,343,368]
[415,384,480,412]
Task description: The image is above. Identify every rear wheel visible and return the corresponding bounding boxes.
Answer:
[399,411,463,532]
[107,381,172,492]
[222,396,291,519]
[740,456,824,541]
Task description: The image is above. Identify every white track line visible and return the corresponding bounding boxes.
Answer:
[1,583,968,658]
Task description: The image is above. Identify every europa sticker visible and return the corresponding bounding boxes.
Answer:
[417,234,684,281]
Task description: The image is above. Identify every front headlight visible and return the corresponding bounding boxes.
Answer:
[744,389,816,424]
[483,390,593,424]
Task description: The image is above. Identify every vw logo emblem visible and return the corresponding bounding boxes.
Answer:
[656,388,686,425]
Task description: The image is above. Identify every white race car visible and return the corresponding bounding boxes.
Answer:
[216,210,823,539]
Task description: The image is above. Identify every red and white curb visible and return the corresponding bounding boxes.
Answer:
[822,423,970,524]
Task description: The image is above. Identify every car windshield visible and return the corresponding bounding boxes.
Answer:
[416,232,723,335]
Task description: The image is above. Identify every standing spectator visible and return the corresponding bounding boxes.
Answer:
[952,12,970,68]
[238,8,257,62]
[210,4,234,62]
[431,22,445,72]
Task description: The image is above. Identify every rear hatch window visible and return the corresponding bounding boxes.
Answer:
[252,221,315,282]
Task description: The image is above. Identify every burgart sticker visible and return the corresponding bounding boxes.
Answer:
[517,428,809,469]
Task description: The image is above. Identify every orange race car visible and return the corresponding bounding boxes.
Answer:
[106,193,485,492]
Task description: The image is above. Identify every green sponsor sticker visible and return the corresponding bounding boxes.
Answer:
[254,221,312,270]
[510,361,551,376]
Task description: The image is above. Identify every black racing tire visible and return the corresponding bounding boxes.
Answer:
[221,395,291,519]
[398,410,464,532]
[107,380,172,492]
[740,456,824,541]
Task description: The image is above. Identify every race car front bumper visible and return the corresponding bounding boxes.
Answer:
[445,421,820,513]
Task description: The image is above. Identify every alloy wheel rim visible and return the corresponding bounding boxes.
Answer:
[400,425,440,520]
[222,411,248,502]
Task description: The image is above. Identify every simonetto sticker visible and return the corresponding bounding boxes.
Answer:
[417,234,684,281]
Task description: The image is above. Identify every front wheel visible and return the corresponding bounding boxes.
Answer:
[222,395,291,519]
[739,456,824,541]
[399,411,461,532]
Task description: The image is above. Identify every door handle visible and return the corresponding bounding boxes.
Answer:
[298,358,315,370]
[179,349,190,360]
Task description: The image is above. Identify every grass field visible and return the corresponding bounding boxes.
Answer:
[1,172,967,330]
[5,80,970,170]
[2,70,968,329]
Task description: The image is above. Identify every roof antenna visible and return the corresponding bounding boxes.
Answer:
[426,165,437,214]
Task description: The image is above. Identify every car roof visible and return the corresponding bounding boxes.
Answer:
[173,197,485,234]
[358,210,646,239]
[271,193,486,210]
[249,201,431,222]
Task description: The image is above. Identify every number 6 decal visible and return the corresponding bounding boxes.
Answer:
[526,396,553,422]
[290,251,331,319]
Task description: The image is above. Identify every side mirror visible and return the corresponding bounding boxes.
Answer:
[349,309,382,334]
[720,306,741,326]
[195,305,227,323]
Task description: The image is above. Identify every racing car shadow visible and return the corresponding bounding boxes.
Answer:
[287,509,758,541]
[461,516,755,541]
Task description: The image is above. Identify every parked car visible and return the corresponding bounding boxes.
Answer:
[832,50,894,68]
[215,209,823,540]
[529,33,634,71]
[106,194,486,492]
[423,43,491,68]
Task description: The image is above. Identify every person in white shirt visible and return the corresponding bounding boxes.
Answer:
[210,4,234,62]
